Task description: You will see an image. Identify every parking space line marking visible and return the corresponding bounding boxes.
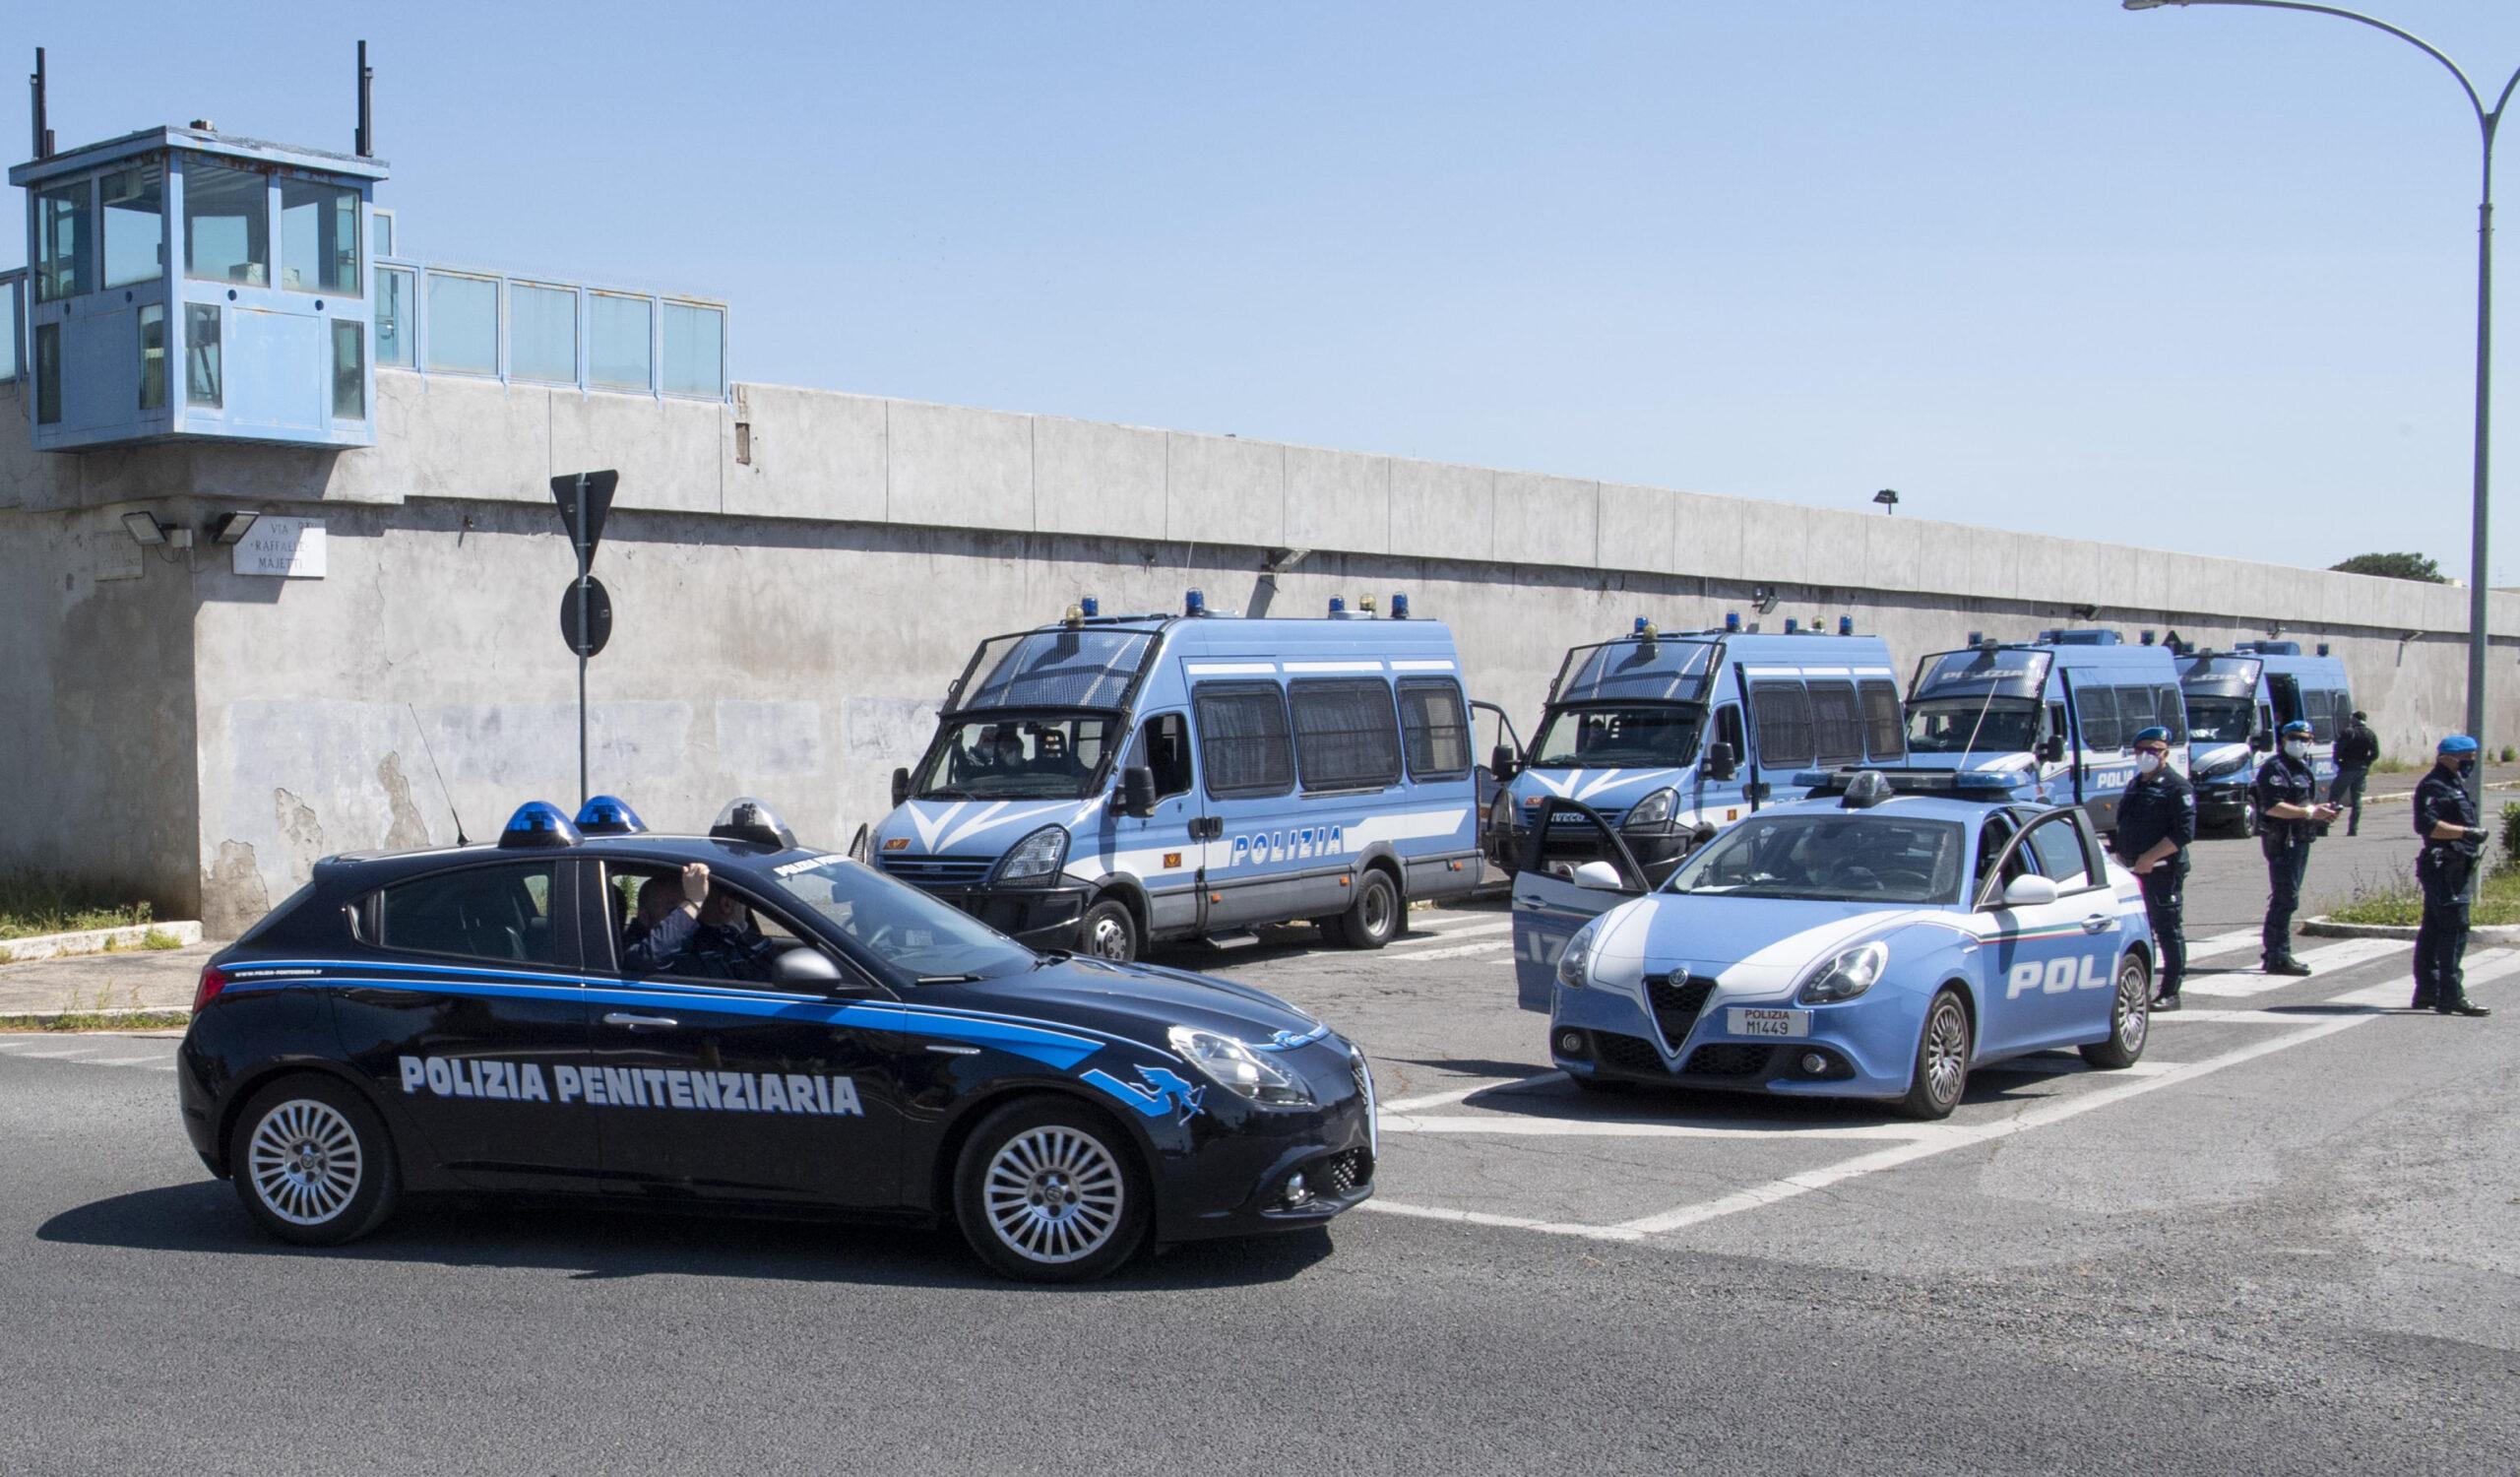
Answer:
[1382,1072,1565,1114]
[1390,921,1513,948]
[83,1054,171,1065]
[1354,1198,1646,1243]
[2184,937,2406,995]
[1383,1113,1934,1140]
[2,1047,102,1060]
[1612,1012,2379,1236]
[1407,912,1509,932]
[1392,939,1513,962]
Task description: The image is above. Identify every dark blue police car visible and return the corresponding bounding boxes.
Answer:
[177,797,1376,1281]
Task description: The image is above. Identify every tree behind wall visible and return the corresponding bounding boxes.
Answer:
[2330,551,2446,583]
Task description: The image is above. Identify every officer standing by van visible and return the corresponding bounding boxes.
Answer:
[2332,710,2380,836]
[2252,719,2341,976]
[2413,735,2493,1016]
[2114,725,2195,1009]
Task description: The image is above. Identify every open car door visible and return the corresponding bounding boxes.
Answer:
[1511,798,1651,1011]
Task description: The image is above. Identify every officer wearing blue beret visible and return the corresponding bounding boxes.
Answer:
[2113,725,2195,1009]
[2413,735,2492,1016]
[2249,719,2339,975]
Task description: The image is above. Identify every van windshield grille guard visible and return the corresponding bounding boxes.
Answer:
[1550,638,1718,704]
[946,628,1160,714]
[1909,647,2052,703]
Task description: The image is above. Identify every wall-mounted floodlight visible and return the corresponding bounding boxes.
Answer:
[122,512,169,546]
[1748,586,1781,614]
[1872,488,1900,516]
[2070,603,2101,620]
[210,511,262,546]
[1263,546,1310,572]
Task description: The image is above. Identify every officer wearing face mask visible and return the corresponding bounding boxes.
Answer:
[2412,735,2493,1016]
[2113,726,2195,1009]
[2250,719,2341,976]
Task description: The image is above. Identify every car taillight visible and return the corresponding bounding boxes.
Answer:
[193,965,229,1013]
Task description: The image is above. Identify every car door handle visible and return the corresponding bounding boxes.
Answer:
[601,1011,679,1030]
[2081,914,2112,934]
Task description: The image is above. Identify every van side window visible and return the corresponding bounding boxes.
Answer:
[1289,678,1404,793]
[2075,685,2120,751]
[2048,702,2069,747]
[2156,685,2187,742]
[1134,712,1194,801]
[1858,680,1905,762]
[2308,690,2338,742]
[1807,681,1861,769]
[2268,674,2302,728]
[2331,691,2354,738]
[2114,685,2155,739]
[376,863,559,965]
[1192,683,1295,798]
[1749,682,1813,769]
[1396,678,1472,781]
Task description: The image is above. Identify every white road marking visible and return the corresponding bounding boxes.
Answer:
[2183,936,2407,995]
[1392,939,1513,962]
[1353,1198,1645,1243]
[2179,929,2270,960]
[1390,920,1513,948]
[83,1054,171,1066]
[1384,1114,1934,1141]
[1382,1072,1565,1114]
[2,1047,102,1060]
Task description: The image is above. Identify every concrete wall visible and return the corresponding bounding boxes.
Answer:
[5,369,2516,932]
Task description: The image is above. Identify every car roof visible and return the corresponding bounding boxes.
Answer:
[1758,793,2030,824]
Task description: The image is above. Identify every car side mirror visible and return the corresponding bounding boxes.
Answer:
[1706,740,1737,780]
[2249,732,2274,753]
[1490,743,1518,778]
[1120,765,1158,818]
[1999,873,2059,909]
[2036,737,2066,763]
[1571,861,1630,892]
[771,947,846,988]
[890,766,912,808]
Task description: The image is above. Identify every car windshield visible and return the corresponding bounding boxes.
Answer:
[2184,697,2252,742]
[1529,704,1702,768]
[911,713,1120,800]
[1905,698,2040,755]
[768,856,1038,982]
[1667,813,1967,904]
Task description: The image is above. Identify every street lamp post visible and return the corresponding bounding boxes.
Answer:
[2124,0,2520,823]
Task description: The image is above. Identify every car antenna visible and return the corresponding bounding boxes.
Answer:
[407,703,469,845]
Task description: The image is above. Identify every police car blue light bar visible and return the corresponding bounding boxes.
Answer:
[499,801,581,849]
[574,795,647,835]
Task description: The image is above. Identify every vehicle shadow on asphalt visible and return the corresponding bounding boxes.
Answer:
[1393,1053,2110,1128]
[36,1182,1337,1291]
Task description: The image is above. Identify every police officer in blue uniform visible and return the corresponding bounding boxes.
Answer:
[2250,719,2340,976]
[2413,735,2493,1016]
[2113,725,2196,1010]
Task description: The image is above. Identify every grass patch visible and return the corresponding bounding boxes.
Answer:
[0,872,157,941]
[0,1010,191,1032]
[2368,757,2421,775]
[2326,863,2520,928]
[141,928,183,950]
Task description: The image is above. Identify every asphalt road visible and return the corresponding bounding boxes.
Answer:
[2,825,2514,1475]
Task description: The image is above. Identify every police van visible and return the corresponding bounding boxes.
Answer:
[1900,629,2187,834]
[1488,614,1908,883]
[862,592,1483,963]
[2175,640,2356,834]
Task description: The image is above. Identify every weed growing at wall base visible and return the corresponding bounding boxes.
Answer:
[0,873,157,941]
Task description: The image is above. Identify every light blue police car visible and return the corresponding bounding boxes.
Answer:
[1511,771,2155,1118]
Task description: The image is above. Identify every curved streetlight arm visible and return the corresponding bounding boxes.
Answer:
[2128,0,2511,137]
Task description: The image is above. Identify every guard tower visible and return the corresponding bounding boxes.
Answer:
[10,48,386,452]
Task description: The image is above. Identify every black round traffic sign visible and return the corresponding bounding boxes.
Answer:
[562,575,612,658]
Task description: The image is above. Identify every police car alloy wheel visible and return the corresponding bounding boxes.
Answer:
[1331,869,1400,950]
[1081,899,1139,963]
[954,1098,1150,1282]
[2079,953,2152,1070]
[1899,991,1973,1121]
[228,1076,399,1246]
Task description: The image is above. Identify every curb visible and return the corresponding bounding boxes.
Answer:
[0,921,205,965]
[2301,914,2520,947]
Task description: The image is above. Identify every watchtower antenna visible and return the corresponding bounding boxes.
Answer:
[353,40,373,158]
[30,47,54,161]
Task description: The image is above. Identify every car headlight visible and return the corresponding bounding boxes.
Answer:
[1796,940,1888,1003]
[1167,1026,1316,1107]
[1556,918,1602,991]
[1622,788,1677,833]
[992,825,1069,885]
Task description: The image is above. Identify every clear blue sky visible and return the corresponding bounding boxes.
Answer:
[10,2,2518,576]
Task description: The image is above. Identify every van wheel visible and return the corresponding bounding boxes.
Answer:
[1080,899,1138,964]
[228,1074,399,1246]
[1331,869,1401,950]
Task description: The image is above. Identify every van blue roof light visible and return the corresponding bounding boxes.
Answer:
[2317,642,2330,657]
[1392,592,1410,619]
[1724,611,1742,633]
[2140,629,2156,645]
[574,795,647,835]
[1081,596,1099,617]
[1634,615,1649,634]
[1784,618,1800,634]
[1329,596,1347,615]
[499,801,581,849]
[1185,589,1207,616]
[1966,630,1984,647]
[1838,615,1854,635]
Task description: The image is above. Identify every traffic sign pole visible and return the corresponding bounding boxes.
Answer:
[549,470,619,808]
[575,473,590,806]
